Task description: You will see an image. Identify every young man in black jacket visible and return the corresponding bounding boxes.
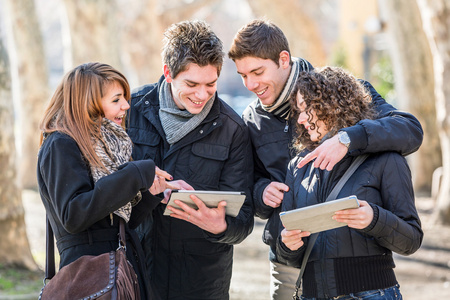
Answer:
[228,19,423,300]
[127,20,254,300]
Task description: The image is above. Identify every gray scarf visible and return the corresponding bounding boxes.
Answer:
[159,79,214,145]
[90,118,141,223]
[261,57,311,120]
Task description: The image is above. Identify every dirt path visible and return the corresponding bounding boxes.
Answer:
[23,192,450,299]
[229,197,450,299]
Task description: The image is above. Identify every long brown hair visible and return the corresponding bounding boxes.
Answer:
[290,66,377,151]
[39,62,130,168]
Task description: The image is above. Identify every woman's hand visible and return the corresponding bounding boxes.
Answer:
[160,179,194,204]
[333,200,374,229]
[149,166,173,195]
[281,228,311,251]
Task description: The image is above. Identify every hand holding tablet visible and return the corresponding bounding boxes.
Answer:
[279,195,360,233]
[163,190,246,217]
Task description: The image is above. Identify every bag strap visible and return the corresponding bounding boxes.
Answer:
[118,217,127,249]
[292,154,369,299]
[45,216,55,281]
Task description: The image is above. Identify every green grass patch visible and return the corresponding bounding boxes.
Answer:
[0,265,43,297]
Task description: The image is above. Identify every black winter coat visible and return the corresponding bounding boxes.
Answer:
[276,153,423,298]
[127,76,254,300]
[242,78,424,263]
[37,132,161,299]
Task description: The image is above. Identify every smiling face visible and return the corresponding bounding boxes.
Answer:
[164,63,218,115]
[101,81,130,126]
[234,51,291,106]
[296,92,328,142]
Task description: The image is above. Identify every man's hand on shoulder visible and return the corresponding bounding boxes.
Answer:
[297,134,348,171]
[262,182,289,208]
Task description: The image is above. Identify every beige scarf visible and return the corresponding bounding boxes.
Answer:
[90,118,142,223]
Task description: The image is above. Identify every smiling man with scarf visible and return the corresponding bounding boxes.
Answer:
[228,19,424,299]
[127,20,254,300]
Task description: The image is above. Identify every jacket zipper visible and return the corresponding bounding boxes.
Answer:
[284,120,289,133]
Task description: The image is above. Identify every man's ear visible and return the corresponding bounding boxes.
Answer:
[279,50,291,69]
[163,65,172,83]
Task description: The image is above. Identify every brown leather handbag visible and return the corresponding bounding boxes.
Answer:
[39,218,140,300]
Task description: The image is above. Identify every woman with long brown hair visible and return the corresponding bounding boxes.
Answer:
[38,62,172,299]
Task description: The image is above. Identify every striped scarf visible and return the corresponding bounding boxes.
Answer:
[261,57,311,119]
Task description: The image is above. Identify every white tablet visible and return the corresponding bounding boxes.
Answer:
[163,190,246,217]
[279,195,360,233]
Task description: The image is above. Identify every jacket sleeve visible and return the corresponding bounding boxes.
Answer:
[275,159,307,267]
[39,136,156,233]
[241,106,274,220]
[342,80,423,156]
[361,153,423,255]
[204,124,254,245]
[252,153,275,219]
[128,191,162,229]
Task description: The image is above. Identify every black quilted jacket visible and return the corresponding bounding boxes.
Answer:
[127,76,254,300]
[276,152,423,298]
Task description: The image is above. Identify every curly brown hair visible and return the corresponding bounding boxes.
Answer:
[290,66,377,151]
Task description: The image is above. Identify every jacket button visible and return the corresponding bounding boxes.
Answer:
[145,101,149,105]
[199,130,204,134]
[213,122,217,126]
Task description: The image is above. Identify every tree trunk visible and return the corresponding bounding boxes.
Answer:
[0,29,37,270]
[246,0,327,66]
[6,0,49,189]
[121,0,218,86]
[417,0,450,225]
[379,0,440,193]
[62,0,122,70]
[120,0,161,85]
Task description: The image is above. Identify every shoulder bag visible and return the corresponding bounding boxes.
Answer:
[39,217,140,300]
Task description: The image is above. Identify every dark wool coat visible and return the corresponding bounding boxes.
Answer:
[127,76,254,300]
[276,153,423,298]
[37,132,161,299]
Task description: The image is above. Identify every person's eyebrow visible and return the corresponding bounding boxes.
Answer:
[237,66,263,75]
[110,93,123,99]
[185,79,218,85]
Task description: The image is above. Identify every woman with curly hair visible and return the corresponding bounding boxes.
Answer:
[276,66,423,299]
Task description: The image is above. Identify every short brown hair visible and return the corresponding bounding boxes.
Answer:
[162,20,224,78]
[39,62,130,168]
[228,19,292,66]
[291,66,377,151]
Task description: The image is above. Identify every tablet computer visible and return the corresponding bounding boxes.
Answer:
[279,195,360,233]
[163,190,246,217]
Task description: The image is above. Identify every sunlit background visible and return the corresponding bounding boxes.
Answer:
[0,0,449,299]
